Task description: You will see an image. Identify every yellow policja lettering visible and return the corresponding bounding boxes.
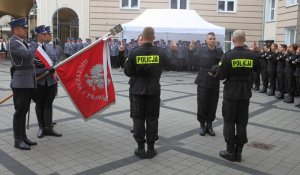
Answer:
[231,59,253,68]
[136,55,160,64]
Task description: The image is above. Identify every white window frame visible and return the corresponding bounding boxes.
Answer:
[169,0,189,9]
[266,0,276,22]
[217,0,237,13]
[120,0,140,10]
[285,27,296,44]
[286,0,298,7]
[224,29,234,51]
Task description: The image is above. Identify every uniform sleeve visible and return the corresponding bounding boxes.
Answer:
[124,51,135,77]
[8,39,38,60]
[215,54,229,80]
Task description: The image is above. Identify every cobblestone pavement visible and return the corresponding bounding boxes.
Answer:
[0,60,300,175]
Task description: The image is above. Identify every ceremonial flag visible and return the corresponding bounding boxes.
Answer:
[35,46,53,69]
[55,39,115,120]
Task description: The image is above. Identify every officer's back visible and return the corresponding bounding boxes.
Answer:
[124,27,169,95]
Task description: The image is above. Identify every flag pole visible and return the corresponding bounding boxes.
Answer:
[0,24,123,105]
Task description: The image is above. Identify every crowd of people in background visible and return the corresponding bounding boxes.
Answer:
[63,38,91,57]
[109,38,222,71]
[250,42,300,108]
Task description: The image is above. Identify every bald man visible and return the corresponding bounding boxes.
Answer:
[211,30,259,162]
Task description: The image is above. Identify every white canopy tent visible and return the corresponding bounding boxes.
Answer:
[121,9,225,44]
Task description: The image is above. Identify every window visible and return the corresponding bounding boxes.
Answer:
[285,27,296,44]
[121,0,139,9]
[224,29,234,51]
[170,0,188,9]
[286,0,297,7]
[218,0,237,12]
[266,0,276,21]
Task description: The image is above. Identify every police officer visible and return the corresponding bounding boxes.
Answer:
[210,30,259,162]
[275,44,287,99]
[32,25,62,138]
[259,46,270,93]
[124,27,169,159]
[266,43,278,96]
[294,50,300,107]
[64,38,71,57]
[7,17,39,150]
[190,32,223,136]
[284,44,297,103]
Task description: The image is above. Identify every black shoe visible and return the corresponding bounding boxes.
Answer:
[37,128,44,138]
[14,141,31,150]
[284,99,294,103]
[206,127,215,136]
[267,91,275,96]
[236,153,242,162]
[24,138,37,146]
[219,150,236,162]
[44,128,62,137]
[252,86,259,91]
[275,94,284,99]
[295,103,300,107]
[134,148,147,159]
[259,88,267,93]
[147,149,157,159]
[199,127,206,136]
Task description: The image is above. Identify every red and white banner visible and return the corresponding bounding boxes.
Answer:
[35,46,53,69]
[55,39,116,120]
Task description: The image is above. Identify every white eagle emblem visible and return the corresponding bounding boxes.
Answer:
[85,64,111,91]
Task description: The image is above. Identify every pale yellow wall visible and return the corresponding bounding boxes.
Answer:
[276,1,299,43]
[36,0,90,40]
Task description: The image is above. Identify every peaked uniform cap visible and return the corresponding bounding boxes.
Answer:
[8,17,28,28]
[35,25,47,34]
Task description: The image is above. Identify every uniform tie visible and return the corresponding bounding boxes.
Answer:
[42,44,46,51]
[22,40,29,48]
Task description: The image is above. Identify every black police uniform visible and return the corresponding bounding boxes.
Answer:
[192,45,223,135]
[275,52,286,99]
[266,51,278,95]
[259,51,269,93]
[284,53,297,103]
[215,46,259,162]
[124,42,169,158]
[294,56,300,107]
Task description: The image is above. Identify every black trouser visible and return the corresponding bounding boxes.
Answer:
[32,84,57,129]
[110,56,118,68]
[197,86,219,124]
[277,71,285,93]
[268,71,277,91]
[129,86,134,118]
[252,71,260,88]
[132,94,160,145]
[295,76,300,97]
[12,88,33,142]
[285,75,296,98]
[261,69,268,89]
[222,98,249,145]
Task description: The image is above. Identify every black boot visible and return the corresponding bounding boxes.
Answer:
[199,122,207,136]
[206,123,215,136]
[259,87,267,93]
[275,92,284,99]
[267,90,275,96]
[235,144,244,162]
[219,143,236,162]
[134,143,147,159]
[147,143,157,159]
[284,97,294,103]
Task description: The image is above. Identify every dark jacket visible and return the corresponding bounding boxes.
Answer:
[124,43,169,95]
[193,45,223,88]
[216,46,259,100]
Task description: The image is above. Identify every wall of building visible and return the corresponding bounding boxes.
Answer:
[276,1,298,43]
[36,0,90,40]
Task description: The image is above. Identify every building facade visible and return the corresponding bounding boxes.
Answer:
[36,0,299,49]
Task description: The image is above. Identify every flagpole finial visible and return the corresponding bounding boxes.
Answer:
[110,24,123,36]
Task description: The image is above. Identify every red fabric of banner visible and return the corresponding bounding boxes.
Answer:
[56,40,115,120]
